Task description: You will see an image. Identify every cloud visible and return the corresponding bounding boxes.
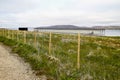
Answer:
[0,0,120,27]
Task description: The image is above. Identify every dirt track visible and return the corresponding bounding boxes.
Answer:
[0,44,46,80]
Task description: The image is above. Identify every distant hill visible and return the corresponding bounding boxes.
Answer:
[35,25,80,29]
[35,25,120,30]
[35,25,103,30]
[47,25,80,29]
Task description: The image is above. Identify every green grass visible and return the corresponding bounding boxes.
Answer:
[0,32,120,80]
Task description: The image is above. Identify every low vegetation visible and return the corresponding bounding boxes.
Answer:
[0,33,120,80]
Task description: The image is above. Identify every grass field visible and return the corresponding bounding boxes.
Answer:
[0,30,120,80]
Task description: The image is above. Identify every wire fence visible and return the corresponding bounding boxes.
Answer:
[0,29,81,69]
[0,28,120,80]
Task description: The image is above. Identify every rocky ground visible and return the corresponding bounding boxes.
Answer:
[0,44,46,80]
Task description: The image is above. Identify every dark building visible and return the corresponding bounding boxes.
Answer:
[19,27,28,31]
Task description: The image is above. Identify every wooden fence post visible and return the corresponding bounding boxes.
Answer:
[12,30,14,39]
[7,29,8,38]
[4,29,6,37]
[3,29,4,37]
[8,30,10,39]
[24,31,26,43]
[34,32,37,48]
[77,33,80,69]
[6,29,7,37]
[15,30,17,40]
[14,30,16,40]
[9,30,11,39]
[7,29,8,37]
[17,31,19,41]
[16,31,18,41]
[5,29,6,37]
[0,29,2,36]
[49,32,52,54]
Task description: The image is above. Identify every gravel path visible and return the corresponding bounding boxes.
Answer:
[0,44,46,80]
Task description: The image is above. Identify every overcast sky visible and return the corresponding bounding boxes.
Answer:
[0,0,120,28]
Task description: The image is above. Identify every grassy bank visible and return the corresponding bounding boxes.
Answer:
[0,35,120,80]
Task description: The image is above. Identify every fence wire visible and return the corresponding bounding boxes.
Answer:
[0,29,120,80]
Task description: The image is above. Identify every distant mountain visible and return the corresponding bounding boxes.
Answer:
[35,25,101,30]
[35,25,80,29]
[50,25,82,29]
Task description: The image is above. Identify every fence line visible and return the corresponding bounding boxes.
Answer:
[0,29,81,69]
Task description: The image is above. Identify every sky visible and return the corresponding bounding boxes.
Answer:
[0,0,120,28]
